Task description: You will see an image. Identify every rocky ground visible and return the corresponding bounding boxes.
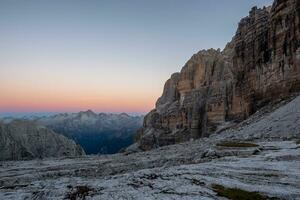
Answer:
[0,96,300,200]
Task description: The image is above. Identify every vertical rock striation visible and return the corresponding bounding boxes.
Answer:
[135,0,300,150]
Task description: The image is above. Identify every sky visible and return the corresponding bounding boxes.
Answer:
[0,0,273,115]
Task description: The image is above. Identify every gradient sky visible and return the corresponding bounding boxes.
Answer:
[0,0,273,115]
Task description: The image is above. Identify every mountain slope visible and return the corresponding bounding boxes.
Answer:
[36,110,143,154]
[134,0,300,150]
[0,121,85,161]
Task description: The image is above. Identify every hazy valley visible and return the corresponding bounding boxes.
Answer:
[0,111,143,156]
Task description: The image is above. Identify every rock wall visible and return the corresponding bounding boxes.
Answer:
[232,1,300,119]
[0,121,85,161]
[135,0,300,150]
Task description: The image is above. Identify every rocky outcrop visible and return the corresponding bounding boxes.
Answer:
[135,0,300,150]
[231,1,300,119]
[0,121,85,161]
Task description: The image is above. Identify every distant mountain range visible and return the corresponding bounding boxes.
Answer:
[1,110,143,155]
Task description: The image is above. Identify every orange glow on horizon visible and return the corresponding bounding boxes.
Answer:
[0,81,160,114]
[0,54,167,114]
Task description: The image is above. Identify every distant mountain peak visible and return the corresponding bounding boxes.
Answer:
[86,109,95,114]
[80,109,95,114]
[78,109,97,117]
[120,113,130,117]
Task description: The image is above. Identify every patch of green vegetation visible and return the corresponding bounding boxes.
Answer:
[212,184,278,200]
[262,173,279,177]
[65,185,93,200]
[191,178,205,186]
[216,141,259,148]
[243,172,279,177]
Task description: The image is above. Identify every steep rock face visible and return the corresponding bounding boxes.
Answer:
[0,121,85,161]
[135,0,300,151]
[135,49,234,150]
[232,1,300,119]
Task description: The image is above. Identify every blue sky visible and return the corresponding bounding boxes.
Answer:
[0,0,273,115]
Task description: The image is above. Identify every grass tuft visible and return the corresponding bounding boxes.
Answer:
[216,141,259,148]
[65,185,93,200]
[212,184,278,200]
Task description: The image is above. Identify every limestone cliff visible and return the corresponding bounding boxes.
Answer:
[0,121,85,161]
[135,0,300,150]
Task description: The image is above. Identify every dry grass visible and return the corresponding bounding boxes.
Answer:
[216,141,259,148]
[212,184,278,200]
[65,185,93,200]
